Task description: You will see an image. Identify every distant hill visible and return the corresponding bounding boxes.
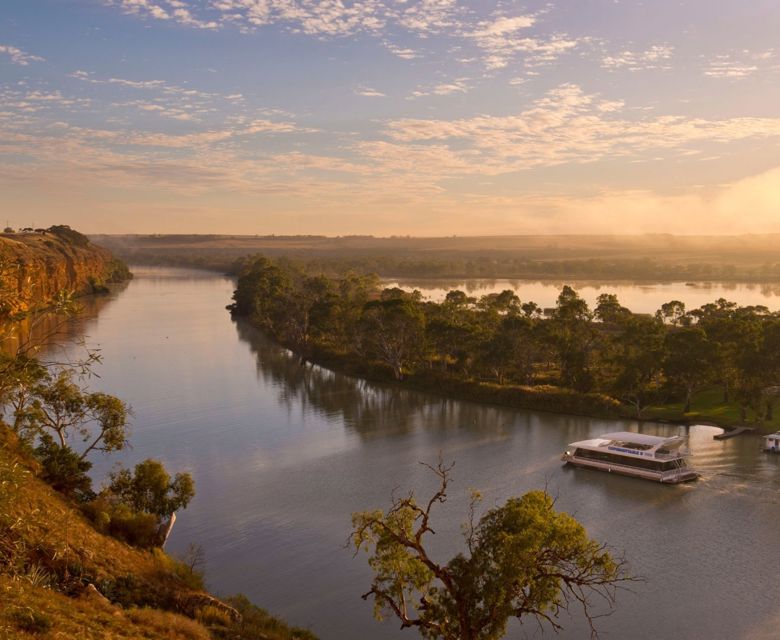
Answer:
[89,233,780,281]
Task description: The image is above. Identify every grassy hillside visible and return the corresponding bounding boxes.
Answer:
[0,426,316,640]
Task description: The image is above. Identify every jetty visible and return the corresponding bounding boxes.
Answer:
[714,426,754,440]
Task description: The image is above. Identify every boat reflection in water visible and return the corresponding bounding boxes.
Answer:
[561,432,699,484]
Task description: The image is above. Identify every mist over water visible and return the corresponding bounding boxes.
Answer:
[50,267,780,640]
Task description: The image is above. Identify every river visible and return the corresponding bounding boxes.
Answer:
[48,267,780,640]
[384,278,780,313]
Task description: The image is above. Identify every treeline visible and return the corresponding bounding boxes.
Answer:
[230,255,780,424]
[232,255,761,281]
[112,247,780,283]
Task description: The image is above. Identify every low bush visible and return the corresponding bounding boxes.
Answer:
[82,497,162,549]
[34,435,95,502]
[11,607,53,634]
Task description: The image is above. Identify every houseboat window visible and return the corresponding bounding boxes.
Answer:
[576,448,681,471]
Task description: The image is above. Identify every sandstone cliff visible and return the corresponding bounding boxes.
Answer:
[0,227,129,319]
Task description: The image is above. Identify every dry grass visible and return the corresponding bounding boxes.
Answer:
[1,428,318,639]
[0,575,211,639]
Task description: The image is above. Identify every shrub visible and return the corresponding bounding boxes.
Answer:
[82,497,161,548]
[11,608,53,634]
[34,435,94,501]
[196,604,233,628]
[214,594,319,640]
[108,459,195,517]
[46,224,90,247]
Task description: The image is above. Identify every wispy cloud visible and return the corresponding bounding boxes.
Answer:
[384,41,419,60]
[409,77,470,98]
[108,0,219,29]
[354,86,386,97]
[468,19,581,71]
[703,50,775,79]
[601,44,674,72]
[0,44,45,66]
[382,84,780,174]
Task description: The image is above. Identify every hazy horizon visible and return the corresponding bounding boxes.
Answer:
[2,1,779,235]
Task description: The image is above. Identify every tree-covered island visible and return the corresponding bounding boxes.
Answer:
[230,255,780,431]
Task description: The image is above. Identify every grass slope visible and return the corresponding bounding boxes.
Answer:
[0,427,316,640]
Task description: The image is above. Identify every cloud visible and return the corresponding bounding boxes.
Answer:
[354,86,386,97]
[472,31,580,70]
[409,77,470,98]
[382,84,780,174]
[0,44,45,66]
[601,45,674,72]
[394,0,464,35]
[108,0,219,29]
[210,0,386,36]
[703,50,775,79]
[384,41,418,60]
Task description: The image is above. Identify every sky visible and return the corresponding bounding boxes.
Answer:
[1,0,779,235]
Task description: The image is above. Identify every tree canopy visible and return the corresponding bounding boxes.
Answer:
[231,254,780,425]
[351,462,628,640]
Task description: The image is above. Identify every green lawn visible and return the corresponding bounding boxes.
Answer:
[644,386,780,432]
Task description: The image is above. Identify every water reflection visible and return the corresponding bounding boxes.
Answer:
[1,284,126,359]
[235,318,521,440]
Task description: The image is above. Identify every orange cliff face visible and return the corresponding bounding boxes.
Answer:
[0,229,127,320]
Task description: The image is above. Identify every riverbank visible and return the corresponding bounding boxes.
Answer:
[254,335,777,436]
[0,424,318,640]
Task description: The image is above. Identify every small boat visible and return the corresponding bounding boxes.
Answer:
[561,431,698,484]
[763,432,780,453]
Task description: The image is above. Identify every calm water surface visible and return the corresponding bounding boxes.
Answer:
[54,268,780,640]
[385,278,780,313]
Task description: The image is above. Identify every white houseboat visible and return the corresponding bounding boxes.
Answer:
[763,432,780,453]
[561,431,698,484]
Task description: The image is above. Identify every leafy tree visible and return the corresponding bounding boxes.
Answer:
[475,314,537,385]
[548,286,595,391]
[662,328,715,413]
[655,301,689,327]
[351,462,628,640]
[46,224,90,247]
[594,294,631,324]
[21,370,130,460]
[280,274,337,361]
[108,459,195,518]
[608,316,666,418]
[34,434,95,501]
[360,297,426,380]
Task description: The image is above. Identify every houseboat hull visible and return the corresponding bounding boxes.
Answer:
[561,453,699,484]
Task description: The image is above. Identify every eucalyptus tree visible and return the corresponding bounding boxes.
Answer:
[662,327,715,413]
[609,315,666,418]
[351,461,629,640]
[548,286,596,391]
[20,370,130,460]
[359,294,426,380]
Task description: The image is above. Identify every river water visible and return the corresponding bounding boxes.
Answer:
[50,267,780,640]
[385,278,780,313]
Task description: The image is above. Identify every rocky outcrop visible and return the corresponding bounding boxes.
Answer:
[0,228,128,320]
